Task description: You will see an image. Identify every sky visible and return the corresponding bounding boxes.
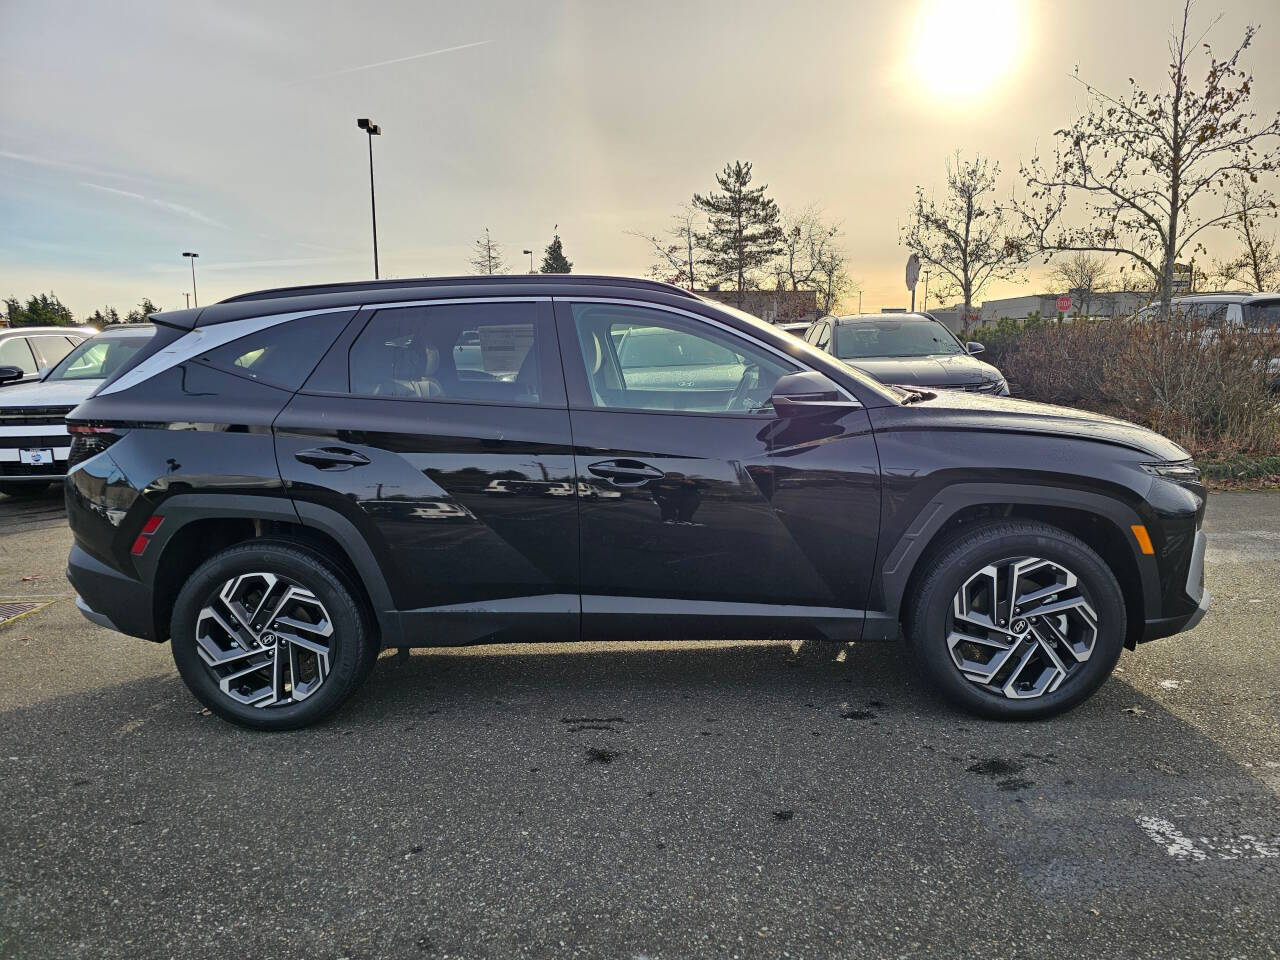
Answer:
[2,0,1278,317]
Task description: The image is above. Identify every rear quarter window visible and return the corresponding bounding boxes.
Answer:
[194,312,355,390]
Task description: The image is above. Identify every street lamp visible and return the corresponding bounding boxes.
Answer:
[182,252,199,307]
[523,249,534,273]
[181,292,190,309]
[356,118,382,279]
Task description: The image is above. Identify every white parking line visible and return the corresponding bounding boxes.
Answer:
[1137,815,1280,860]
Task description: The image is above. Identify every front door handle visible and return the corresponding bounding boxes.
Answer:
[586,459,665,486]
[294,447,371,471]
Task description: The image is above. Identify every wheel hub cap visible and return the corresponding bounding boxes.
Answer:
[195,572,334,709]
[947,556,1098,700]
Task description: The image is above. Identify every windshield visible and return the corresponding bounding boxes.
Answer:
[835,318,964,359]
[1245,301,1280,332]
[46,331,152,381]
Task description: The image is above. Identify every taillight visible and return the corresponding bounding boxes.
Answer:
[67,424,116,435]
[130,516,164,556]
[67,424,121,469]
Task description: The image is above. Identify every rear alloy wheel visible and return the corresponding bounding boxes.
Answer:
[171,542,378,730]
[905,521,1126,719]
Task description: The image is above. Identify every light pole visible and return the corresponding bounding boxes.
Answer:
[182,252,199,307]
[523,249,534,273]
[922,269,930,313]
[357,118,382,279]
[181,292,190,309]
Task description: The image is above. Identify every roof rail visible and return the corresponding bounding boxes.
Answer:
[219,274,700,305]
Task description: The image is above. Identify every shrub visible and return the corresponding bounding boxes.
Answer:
[997,316,1280,459]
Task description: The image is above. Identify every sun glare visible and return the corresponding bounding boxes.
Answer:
[911,0,1021,101]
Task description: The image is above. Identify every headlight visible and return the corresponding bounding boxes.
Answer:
[1141,460,1201,483]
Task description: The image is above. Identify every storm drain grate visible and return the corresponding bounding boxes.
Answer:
[0,601,42,625]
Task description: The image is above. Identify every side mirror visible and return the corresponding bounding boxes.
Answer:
[966,341,985,355]
[770,370,860,416]
[0,365,24,385]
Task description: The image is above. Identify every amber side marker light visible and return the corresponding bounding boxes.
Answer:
[1131,524,1155,555]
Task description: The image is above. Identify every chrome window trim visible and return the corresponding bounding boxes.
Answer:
[358,296,549,310]
[558,296,862,405]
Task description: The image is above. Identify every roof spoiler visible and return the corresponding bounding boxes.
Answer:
[150,307,202,332]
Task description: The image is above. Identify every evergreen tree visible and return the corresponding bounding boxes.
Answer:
[86,307,121,327]
[539,233,573,274]
[692,161,784,307]
[125,299,160,324]
[8,292,75,327]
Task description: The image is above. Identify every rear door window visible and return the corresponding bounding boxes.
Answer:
[348,302,546,405]
[29,335,77,368]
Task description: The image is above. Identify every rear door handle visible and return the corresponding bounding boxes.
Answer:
[586,459,665,486]
[294,447,371,470]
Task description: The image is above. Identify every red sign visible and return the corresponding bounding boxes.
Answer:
[1056,295,1073,313]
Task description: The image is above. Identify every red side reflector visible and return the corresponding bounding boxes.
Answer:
[131,516,164,556]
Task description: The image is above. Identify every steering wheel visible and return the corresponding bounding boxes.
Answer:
[725,363,762,412]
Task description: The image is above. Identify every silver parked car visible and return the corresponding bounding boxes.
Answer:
[0,326,93,387]
[0,325,154,498]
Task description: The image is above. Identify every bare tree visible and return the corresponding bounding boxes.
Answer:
[772,207,853,315]
[1212,174,1280,292]
[627,205,704,289]
[1048,252,1115,316]
[813,246,857,316]
[468,228,505,275]
[901,151,1028,329]
[1016,1,1280,319]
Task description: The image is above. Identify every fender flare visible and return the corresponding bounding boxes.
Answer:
[142,493,402,646]
[866,482,1159,639]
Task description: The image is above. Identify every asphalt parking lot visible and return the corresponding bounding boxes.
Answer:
[1,489,1277,960]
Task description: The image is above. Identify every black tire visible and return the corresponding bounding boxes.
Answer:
[170,541,379,730]
[903,520,1126,720]
[0,481,52,499]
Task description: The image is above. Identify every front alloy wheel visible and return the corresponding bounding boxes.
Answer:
[904,520,1126,719]
[947,557,1098,699]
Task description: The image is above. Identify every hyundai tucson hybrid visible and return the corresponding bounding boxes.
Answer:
[804,312,1009,395]
[0,325,153,498]
[64,276,1209,729]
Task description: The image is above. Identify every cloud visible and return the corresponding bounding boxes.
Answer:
[300,40,491,82]
[0,148,140,182]
[78,181,225,229]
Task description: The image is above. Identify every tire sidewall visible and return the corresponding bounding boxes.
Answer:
[170,543,369,730]
[909,528,1126,719]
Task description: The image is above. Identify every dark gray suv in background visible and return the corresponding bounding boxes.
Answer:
[804,312,1009,394]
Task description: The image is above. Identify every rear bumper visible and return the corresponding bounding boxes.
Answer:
[66,543,157,641]
[1140,528,1211,643]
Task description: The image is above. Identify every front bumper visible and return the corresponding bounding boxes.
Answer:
[1140,528,1211,643]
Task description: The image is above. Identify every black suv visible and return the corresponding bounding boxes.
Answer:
[65,276,1210,729]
